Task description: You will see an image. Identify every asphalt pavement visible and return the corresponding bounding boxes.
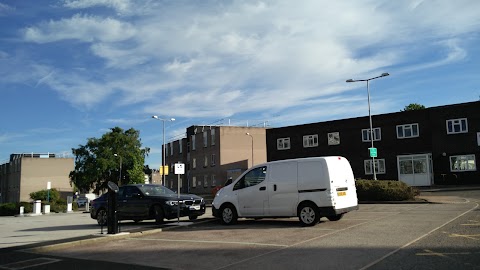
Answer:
[0,186,478,270]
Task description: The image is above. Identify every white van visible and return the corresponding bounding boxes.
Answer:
[212,156,358,226]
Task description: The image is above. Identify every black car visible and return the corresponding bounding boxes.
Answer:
[90,184,206,226]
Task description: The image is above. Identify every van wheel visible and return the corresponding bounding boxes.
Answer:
[154,205,164,224]
[298,203,319,226]
[220,204,238,225]
[327,214,344,221]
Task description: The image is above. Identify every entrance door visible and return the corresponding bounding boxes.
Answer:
[397,154,433,186]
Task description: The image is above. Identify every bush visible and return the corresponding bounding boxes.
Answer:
[355,179,418,201]
[30,188,60,203]
[0,203,18,216]
[0,202,35,216]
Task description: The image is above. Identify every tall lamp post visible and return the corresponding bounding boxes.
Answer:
[346,73,389,180]
[246,132,254,167]
[152,116,175,186]
[113,154,122,186]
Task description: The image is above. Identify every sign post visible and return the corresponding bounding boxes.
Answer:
[174,163,185,223]
[369,147,377,158]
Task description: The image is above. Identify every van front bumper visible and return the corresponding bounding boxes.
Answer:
[212,205,220,218]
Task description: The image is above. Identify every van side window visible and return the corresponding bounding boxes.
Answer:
[233,166,267,190]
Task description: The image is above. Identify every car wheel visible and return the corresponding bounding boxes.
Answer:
[154,205,164,224]
[189,216,198,221]
[298,203,319,227]
[96,208,107,226]
[220,204,237,225]
[327,214,344,221]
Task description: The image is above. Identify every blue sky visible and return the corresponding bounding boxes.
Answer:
[1,0,479,168]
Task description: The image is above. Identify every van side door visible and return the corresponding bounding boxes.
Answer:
[234,166,268,217]
[267,161,298,216]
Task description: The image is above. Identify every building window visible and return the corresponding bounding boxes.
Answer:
[303,134,318,148]
[362,128,381,142]
[192,158,196,169]
[450,155,476,172]
[204,175,208,187]
[364,159,386,175]
[204,155,208,167]
[211,129,216,146]
[192,176,196,188]
[211,154,216,166]
[203,131,208,147]
[170,142,173,156]
[179,141,182,154]
[211,175,216,186]
[191,135,196,150]
[446,118,468,134]
[328,132,340,145]
[397,123,419,139]
[277,137,290,150]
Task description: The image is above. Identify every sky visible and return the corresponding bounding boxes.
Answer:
[1,0,479,168]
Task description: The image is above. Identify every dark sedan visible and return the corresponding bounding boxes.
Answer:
[90,184,206,226]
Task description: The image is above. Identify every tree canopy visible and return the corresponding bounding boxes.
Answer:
[69,127,150,193]
[401,103,426,111]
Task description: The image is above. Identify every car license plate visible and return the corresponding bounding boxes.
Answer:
[190,205,200,210]
[337,191,346,196]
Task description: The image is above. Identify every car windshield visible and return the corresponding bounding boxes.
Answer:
[138,185,176,196]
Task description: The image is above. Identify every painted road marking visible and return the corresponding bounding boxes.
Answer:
[0,258,61,270]
[128,238,289,247]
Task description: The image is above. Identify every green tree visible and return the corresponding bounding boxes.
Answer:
[69,127,150,193]
[401,103,426,111]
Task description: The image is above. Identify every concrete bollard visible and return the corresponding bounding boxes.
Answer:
[43,204,51,214]
[19,206,24,216]
[33,200,42,215]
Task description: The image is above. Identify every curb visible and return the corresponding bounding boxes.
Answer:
[22,218,217,253]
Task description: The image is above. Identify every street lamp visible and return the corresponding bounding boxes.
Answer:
[246,132,254,167]
[113,153,122,186]
[152,115,175,186]
[346,73,389,180]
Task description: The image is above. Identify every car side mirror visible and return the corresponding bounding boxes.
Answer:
[133,193,143,199]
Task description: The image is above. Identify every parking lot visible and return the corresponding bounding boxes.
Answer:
[20,199,479,270]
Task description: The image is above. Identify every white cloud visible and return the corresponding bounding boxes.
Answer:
[63,0,133,14]
[15,0,480,119]
[23,14,136,43]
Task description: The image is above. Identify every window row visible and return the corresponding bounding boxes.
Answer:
[190,175,217,188]
[277,118,469,150]
[190,154,216,169]
[364,154,476,175]
[165,129,217,156]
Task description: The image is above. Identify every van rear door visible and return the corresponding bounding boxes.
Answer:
[326,157,358,209]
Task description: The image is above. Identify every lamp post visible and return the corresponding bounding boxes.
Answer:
[152,115,175,186]
[113,154,122,186]
[346,73,389,180]
[246,132,254,167]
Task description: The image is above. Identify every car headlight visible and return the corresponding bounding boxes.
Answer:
[165,200,183,206]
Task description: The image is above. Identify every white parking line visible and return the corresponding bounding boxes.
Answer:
[127,238,289,247]
[0,258,61,270]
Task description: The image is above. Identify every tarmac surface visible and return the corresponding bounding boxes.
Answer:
[1,186,478,251]
[0,185,478,270]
